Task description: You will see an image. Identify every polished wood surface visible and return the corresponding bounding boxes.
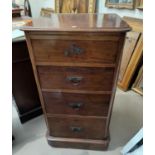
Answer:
[43,92,111,116]
[47,135,109,150]
[48,115,107,139]
[22,13,130,150]
[32,37,119,64]
[21,13,130,32]
[38,66,114,91]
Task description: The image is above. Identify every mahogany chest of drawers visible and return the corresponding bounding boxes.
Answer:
[22,13,130,150]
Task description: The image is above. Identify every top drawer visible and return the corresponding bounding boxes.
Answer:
[31,37,119,64]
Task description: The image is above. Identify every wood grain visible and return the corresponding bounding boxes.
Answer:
[22,13,130,150]
[21,14,131,32]
[118,34,143,91]
[24,33,50,130]
[32,39,119,64]
[47,135,109,150]
[47,115,107,139]
[43,92,111,116]
[123,16,143,33]
[118,17,143,91]
[37,66,115,91]
[119,31,140,81]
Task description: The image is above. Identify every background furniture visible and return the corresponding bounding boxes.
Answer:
[118,31,140,82]
[132,65,143,95]
[12,2,23,18]
[137,0,143,10]
[118,16,143,91]
[40,0,96,18]
[40,8,55,17]
[12,17,42,123]
[24,0,32,17]
[55,0,96,13]
[22,13,130,150]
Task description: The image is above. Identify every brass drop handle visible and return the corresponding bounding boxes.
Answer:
[69,102,83,110]
[66,76,83,85]
[64,44,84,56]
[70,126,83,133]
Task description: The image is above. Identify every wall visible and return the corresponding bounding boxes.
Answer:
[15,0,143,19]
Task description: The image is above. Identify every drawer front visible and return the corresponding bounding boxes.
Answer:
[43,92,111,116]
[38,66,115,91]
[32,39,119,64]
[48,116,107,139]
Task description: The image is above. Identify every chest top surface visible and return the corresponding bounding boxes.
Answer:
[21,13,131,32]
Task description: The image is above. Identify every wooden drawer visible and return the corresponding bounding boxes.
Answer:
[43,92,111,116]
[32,39,119,64]
[48,115,107,139]
[22,13,130,150]
[38,66,115,91]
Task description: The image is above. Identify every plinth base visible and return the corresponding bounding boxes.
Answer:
[47,134,110,150]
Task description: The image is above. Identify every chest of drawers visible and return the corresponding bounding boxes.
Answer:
[22,13,130,150]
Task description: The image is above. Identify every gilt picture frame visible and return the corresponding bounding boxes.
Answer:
[105,0,138,10]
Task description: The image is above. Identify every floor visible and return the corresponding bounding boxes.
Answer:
[12,89,143,155]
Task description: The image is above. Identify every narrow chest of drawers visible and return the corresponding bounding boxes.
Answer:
[22,13,130,150]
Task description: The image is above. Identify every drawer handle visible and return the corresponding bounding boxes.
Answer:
[66,76,83,85]
[70,126,83,133]
[64,44,84,56]
[69,102,83,110]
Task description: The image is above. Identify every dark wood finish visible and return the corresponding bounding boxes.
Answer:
[38,66,115,91]
[12,8,23,18]
[43,92,111,116]
[47,135,109,150]
[12,2,22,17]
[32,39,119,64]
[22,13,130,150]
[12,40,42,123]
[47,115,107,139]
[21,14,130,32]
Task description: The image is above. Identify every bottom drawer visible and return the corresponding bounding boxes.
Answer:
[48,115,107,140]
